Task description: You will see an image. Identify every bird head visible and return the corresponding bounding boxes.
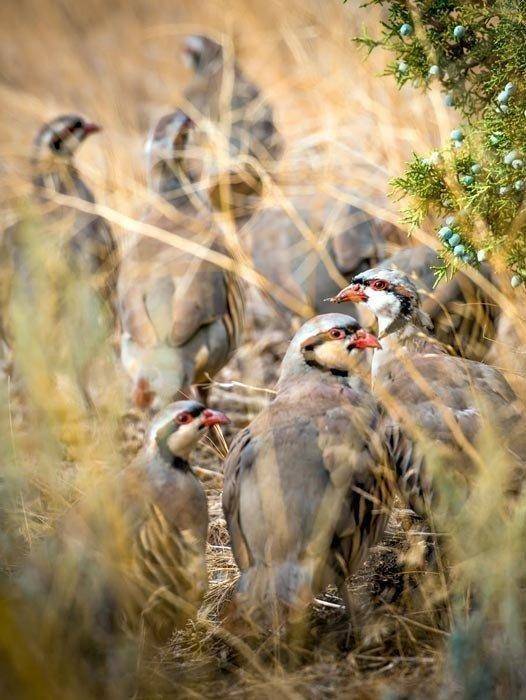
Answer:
[279,313,380,385]
[329,268,432,337]
[147,400,229,462]
[33,114,101,162]
[146,110,195,169]
[145,110,199,199]
[182,35,223,74]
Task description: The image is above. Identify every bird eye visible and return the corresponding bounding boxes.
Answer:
[371,279,388,291]
[71,120,83,130]
[51,138,62,152]
[177,412,193,424]
[329,328,345,340]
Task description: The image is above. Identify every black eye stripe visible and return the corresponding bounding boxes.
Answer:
[176,407,204,421]
[185,405,205,419]
[329,325,359,337]
[358,278,390,290]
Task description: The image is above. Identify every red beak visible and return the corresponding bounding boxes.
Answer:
[351,329,382,350]
[83,123,101,136]
[201,409,230,428]
[329,283,367,304]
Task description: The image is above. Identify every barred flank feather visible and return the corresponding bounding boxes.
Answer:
[131,505,207,639]
[224,269,246,355]
[385,423,429,518]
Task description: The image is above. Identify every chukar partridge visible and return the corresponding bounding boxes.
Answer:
[124,400,228,637]
[222,314,401,626]
[9,115,117,310]
[332,268,526,509]
[376,245,499,362]
[118,111,245,410]
[0,115,118,399]
[183,34,284,215]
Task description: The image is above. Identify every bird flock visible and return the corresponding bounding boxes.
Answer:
[2,34,524,642]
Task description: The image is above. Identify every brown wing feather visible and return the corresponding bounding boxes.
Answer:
[119,218,239,350]
[224,377,396,590]
[222,428,253,571]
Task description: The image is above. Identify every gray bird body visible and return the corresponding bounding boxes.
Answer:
[130,447,209,545]
[122,400,227,637]
[223,314,396,620]
[183,35,284,164]
[118,111,245,408]
[335,268,526,508]
[242,192,403,318]
[125,448,209,629]
[374,325,526,511]
[1,117,118,335]
[119,216,243,406]
[33,167,118,298]
[183,35,283,215]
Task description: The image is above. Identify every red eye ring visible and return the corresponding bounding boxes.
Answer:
[177,412,192,424]
[329,328,345,340]
[371,279,388,291]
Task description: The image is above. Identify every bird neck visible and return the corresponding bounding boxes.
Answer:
[372,318,441,380]
[376,309,408,337]
[198,53,224,78]
[155,437,191,471]
[304,358,349,378]
[32,158,79,194]
[278,356,367,394]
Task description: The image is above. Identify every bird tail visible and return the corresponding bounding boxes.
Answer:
[230,561,315,633]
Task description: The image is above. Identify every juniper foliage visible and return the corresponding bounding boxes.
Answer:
[355,1,526,284]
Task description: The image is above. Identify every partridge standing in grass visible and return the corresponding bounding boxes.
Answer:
[331,268,526,510]
[375,245,499,362]
[14,115,117,308]
[124,400,228,638]
[118,111,245,410]
[223,313,404,627]
[183,34,284,214]
[0,115,118,398]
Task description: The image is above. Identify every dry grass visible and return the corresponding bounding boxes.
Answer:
[1,0,526,698]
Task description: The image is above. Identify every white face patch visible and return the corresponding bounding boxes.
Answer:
[166,420,203,458]
[311,339,357,372]
[364,289,401,324]
[63,132,82,155]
